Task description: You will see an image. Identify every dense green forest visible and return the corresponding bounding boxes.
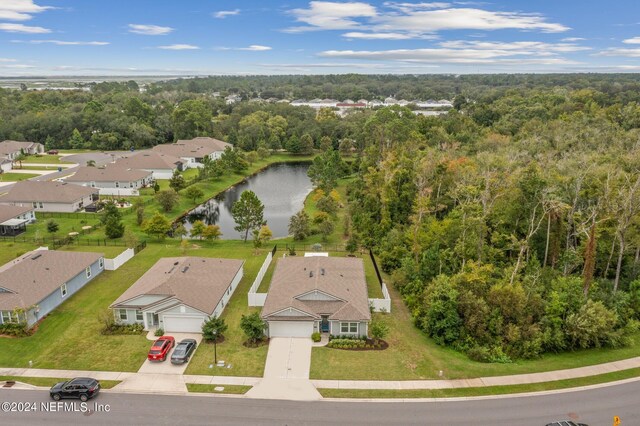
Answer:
[4,73,640,362]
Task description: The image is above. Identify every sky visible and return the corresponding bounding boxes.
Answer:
[2,0,640,76]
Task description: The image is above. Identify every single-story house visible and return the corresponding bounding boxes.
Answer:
[0,249,104,327]
[64,166,153,196]
[113,151,184,179]
[261,256,371,338]
[0,158,12,173]
[0,140,45,161]
[110,257,244,333]
[152,137,231,168]
[0,204,35,236]
[0,181,99,213]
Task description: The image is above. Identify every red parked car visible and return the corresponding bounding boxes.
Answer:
[147,336,175,361]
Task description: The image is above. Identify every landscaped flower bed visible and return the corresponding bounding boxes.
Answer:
[326,337,388,351]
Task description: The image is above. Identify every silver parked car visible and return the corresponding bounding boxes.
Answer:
[171,339,197,364]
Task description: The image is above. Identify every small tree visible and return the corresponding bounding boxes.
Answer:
[142,212,171,240]
[245,151,259,165]
[156,189,179,212]
[153,182,160,193]
[135,202,145,225]
[288,210,310,241]
[232,190,264,242]
[105,215,125,239]
[253,224,272,250]
[86,159,96,167]
[202,316,228,343]
[190,220,206,240]
[169,169,186,191]
[173,223,187,239]
[184,186,204,203]
[240,312,265,344]
[370,320,389,344]
[180,239,190,255]
[46,219,59,234]
[346,233,359,254]
[100,201,121,224]
[300,133,314,155]
[318,219,334,242]
[124,229,139,248]
[202,224,222,241]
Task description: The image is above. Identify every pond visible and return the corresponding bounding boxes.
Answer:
[177,162,313,239]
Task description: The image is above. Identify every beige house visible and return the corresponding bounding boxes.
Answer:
[0,181,98,213]
[152,137,231,169]
[64,166,153,196]
[110,257,244,333]
[112,151,184,179]
[0,204,35,236]
[262,257,371,338]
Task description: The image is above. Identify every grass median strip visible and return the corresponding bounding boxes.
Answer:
[317,367,640,399]
[0,376,120,389]
[186,383,252,394]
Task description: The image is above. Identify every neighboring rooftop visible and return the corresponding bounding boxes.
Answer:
[175,137,231,152]
[0,204,33,224]
[64,166,152,182]
[113,151,183,170]
[262,256,371,322]
[111,257,244,315]
[0,180,97,204]
[0,249,103,310]
[0,140,41,156]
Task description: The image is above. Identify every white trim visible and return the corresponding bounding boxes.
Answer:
[266,306,318,319]
[118,309,128,321]
[85,266,92,279]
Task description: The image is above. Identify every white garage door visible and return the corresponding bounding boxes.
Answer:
[268,321,314,338]
[163,315,206,333]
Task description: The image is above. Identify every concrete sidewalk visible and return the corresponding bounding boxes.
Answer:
[2,355,640,394]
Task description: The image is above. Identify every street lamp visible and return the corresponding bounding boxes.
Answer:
[212,328,218,365]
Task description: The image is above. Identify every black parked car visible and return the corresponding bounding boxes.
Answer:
[171,339,197,364]
[50,377,100,402]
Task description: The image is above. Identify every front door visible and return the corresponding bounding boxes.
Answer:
[146,313,159,327]
[321,315,329,333]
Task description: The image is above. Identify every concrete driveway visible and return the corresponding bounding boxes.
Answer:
[137,333,203,375]
[246,337,321,401]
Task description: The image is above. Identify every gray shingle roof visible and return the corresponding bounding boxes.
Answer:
[110,257,244,315]
[0,204,33,224]
[113,151,183,170]
[152,137,231,158]
[262,257,371,322]
[0,249,103,310]
[64,166,152,183]
[0,181,98,204]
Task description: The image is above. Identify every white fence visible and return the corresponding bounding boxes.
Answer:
[247,249,274,307]
[98,188,140,196]
[369,282,392,313]
[104,248,135,271]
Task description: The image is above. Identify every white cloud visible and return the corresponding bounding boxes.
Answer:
[0,0,52,21]
[158,44,199,50]
[439,40,590,53]
[623,37,640,44]
[0,23,50,33]
[562,37,586,42]
[285,1,377,32]
[128,24,174,35]
[216,45,272,51]
[12,39,109,45]
[214,9,240,19]
[285,1,569,37]
[0,58,17,62]
[596,48,640,57]
[342,31,414,39]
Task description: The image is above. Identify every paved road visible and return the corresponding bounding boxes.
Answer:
[2,379,639,425]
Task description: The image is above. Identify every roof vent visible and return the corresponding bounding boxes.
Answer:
[309,270,314,278]
[31,254,42,260]
[181,266,189,273]
[174,261,179,266]
[320,268,325,276]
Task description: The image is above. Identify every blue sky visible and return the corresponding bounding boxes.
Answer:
[1,0,640,75]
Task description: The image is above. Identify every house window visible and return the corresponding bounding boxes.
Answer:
[60,283,67,298]
[39,202,43,209]
[115,182,120,188]
[340,322,358,334]
[90,181,95,188]
[136,310,143,321]
[1,311,10,324]
[85,266,92,278]
[119,309,128,321]
[32,202,37,208]
[98,258,104,269]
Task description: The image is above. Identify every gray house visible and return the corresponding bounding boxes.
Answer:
[64,166,153,196]
[0,140,45,161]
[110,257,244,333]
[112,151,184,180]
[0,181,98,212]
[152,137,231,168]
[0,204,35,236]
[0,249,104,327]
[261,257,371,338]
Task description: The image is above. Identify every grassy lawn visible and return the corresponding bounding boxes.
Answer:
[318,367,640,399]
[257,257,277,293]
[184,244,269,377]
[0,242,41,265]
[0,376,120,389]
[0,172,39,181]
[311,276,640,380]
[21,155,72,165]
[186,383,252,394]
[18,214,105,240]
[20,165,68,171]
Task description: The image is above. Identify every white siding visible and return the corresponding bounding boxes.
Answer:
[268,321,314,338]
[297,290,339,301]
[162,314,207,333]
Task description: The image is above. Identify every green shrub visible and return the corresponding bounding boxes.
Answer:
[311,332,321,342]
[102,322,145,336]
[0,322,30,337]
[155,328,165,337]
